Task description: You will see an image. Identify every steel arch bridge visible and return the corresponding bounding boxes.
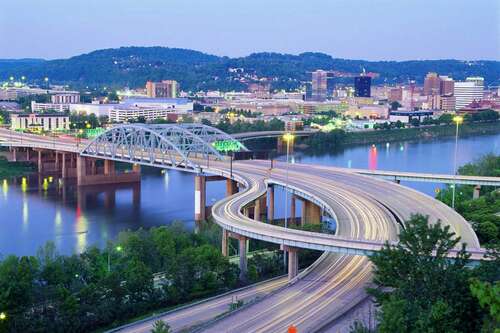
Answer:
[81,124,248,172]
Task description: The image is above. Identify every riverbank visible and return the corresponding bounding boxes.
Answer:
[0,156,35,179]
[302,121,500,150]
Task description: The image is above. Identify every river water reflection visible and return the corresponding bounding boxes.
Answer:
[1,134,498,256]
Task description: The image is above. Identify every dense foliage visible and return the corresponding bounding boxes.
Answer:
[0,223,239,333]
[438,154,500,245]
[1,47,499,91]
[0,156,35,179]
[368,214,499,333]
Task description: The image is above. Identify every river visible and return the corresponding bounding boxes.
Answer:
[1,134,499,256]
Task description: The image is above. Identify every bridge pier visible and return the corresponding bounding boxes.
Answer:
[222,229,229,257]
[226,179,238,196]
[77,156,140,186]
[302,200,321,225]
[37,150,44,173]
[10,147,17,162]
[473,185,481,200]
[254,197,262,221]
[194,174,207,222]
[268,185,274,222]
[238,235,248,282]
[104,160,115,175]
[284,245,299,280]
[291,195,296,223]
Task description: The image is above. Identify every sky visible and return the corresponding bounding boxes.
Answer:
[1,0,499,61]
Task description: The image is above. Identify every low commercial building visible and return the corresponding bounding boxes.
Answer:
[69,103,116,117]
[11,113,70,131]
[51,92,80,104]
[121,97,193,113]
[31,101,70,113]
[109,106,179,122]
[389,110,433,123]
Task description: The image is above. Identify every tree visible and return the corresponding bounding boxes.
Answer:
[390,101,401,111]
[470,279,500,332]
[369,214,484,333]
[151,320,172,333]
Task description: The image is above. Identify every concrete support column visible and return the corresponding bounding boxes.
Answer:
[194,174,206,222]
[222,229,229,257]
[11,148,17,162]
[268,185,274,222]
[254,197,261,221]
[286,246,299,280]
[473,185,481,200]
[61,153,68,178]
[226,179,238,196]
[302,200,321,225]
[76,155,87,186]
[55,152,60,171]
[291,195,296,223]
[238,236,248,282]
[90,159,97,175]
[37,150,43,173]
[104,160,115,175]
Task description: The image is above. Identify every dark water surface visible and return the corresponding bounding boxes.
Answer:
[1,134,498,256]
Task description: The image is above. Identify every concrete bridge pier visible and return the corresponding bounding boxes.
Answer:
[267,185,274,222]
[290,195,296,223]
[302,200,321,225]
[9,147,17,162]
[194,174,207,222]
[284,245,299,280]
[473,185,481,199]
[226,179,238,196]
[254,196,262,221]
[222,229,229,257]
[37,150,44,173]
[238,235,248,282]
[25,148,31,162]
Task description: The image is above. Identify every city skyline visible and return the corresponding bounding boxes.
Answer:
[1,0,498,61]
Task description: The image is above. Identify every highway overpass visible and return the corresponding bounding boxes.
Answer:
[0,126,494,332]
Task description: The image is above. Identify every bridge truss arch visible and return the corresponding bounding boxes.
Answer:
[81,124,247,172]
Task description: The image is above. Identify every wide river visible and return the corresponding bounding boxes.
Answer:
[1,134,499,256]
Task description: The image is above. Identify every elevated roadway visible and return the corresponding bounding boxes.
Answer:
[0,127,492,332]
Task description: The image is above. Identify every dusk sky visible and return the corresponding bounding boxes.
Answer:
[1,0,499,61]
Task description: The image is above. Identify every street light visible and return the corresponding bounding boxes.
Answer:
[107,245,123,272]
[451,115,463,209]
[282,132,295,270]
[0,312,6,320]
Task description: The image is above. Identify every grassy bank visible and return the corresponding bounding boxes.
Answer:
[0,156,35,179]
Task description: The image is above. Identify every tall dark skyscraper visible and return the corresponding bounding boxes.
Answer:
[354,76,371,97]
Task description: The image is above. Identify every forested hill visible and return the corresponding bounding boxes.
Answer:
[0,47,498,91]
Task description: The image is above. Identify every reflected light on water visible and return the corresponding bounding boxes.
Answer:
[21,177,27,192]
[75,214,88,253]
[2,179,7,199]
[22,200,28,230]
[369,145,378,170]
[163,172,169,188]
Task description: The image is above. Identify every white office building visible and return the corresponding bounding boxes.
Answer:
[11,113,70,131]
[51,92,80,104]
[31,101,70,113]
[454,77,484,110]
[121,98,193,113]
[109,106,178,123]
[69,103,116,117]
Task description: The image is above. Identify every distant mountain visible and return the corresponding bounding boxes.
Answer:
[0,47,498,91]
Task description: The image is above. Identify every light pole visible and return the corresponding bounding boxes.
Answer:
[282,132,294,270]
[451,115,463,209]
[107,245,123,272]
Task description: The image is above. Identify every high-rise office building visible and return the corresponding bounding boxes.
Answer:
[423,72,440,96]
[440,95,456,112]
[311,70,327,101]
[454,77,484,110]
[326,72,335,98]
[439,76,454,96]
[354,76,371,97]
[146,80,178,98]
